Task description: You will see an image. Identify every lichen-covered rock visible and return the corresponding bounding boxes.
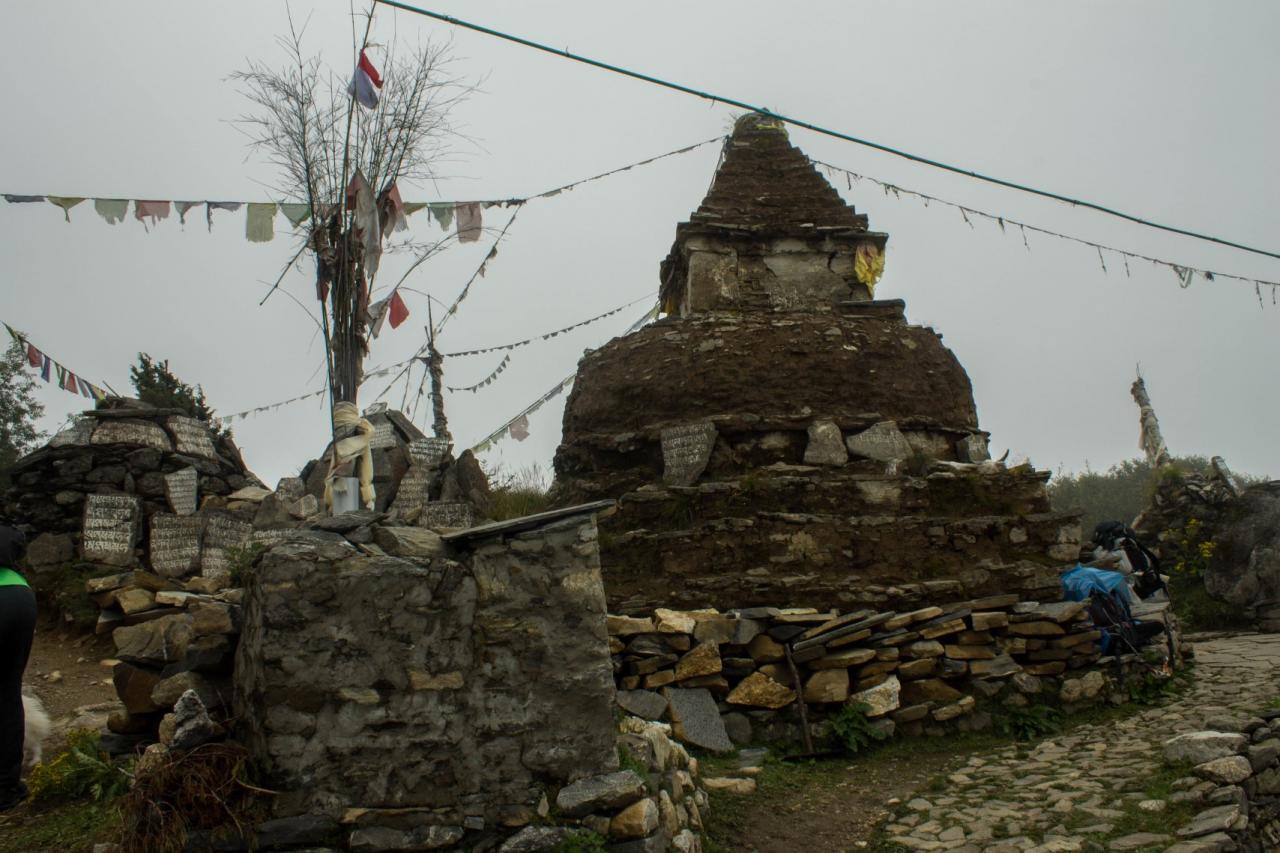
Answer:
[1163,732,1247,766]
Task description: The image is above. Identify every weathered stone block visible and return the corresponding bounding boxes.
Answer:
[664,688,733,753]
[556,770,646,817]
[803,420,848,466]
[726,672,795,709]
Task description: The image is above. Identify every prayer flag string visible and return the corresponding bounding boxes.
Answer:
[2,322,110,402]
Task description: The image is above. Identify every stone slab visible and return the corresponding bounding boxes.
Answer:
[149,513,204,578]
[616,690,669,721]
[418,501,476,530]
[82,494,141,566]
[163,466,199,516]
[166,416,218,459]
[660,422,718,487]
[91,419,173,451]
[663,687,732,753]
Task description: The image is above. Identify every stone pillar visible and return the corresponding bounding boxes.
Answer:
[234,507,619,848]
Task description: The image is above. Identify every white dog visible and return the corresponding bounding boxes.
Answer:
[21,694,50,768]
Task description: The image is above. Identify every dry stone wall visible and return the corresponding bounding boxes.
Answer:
[605,595,1182,749]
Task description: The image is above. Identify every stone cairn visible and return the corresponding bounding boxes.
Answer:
[554,113,1081,615]
[607,595,1180,751]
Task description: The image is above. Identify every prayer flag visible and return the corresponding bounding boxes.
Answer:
[3,194,44,203]
[40,355,51,383]
[245,202,277,243]
[456,202,482,243]
[47,196,85,222]
[134,200,171,227]
[510,415,529,442]
[347,49,383,109]
[280,203,311,228]
[175,201,203,226]
[389,291,409,329]
[206,201,242,232]
[94,198,128,225]
[27,344,40,368]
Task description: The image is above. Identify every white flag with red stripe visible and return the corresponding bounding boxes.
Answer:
[347,50,383,109]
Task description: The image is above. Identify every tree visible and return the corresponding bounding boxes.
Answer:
[233,9,476,410]
[130,353,218,424]
[0,339,46,484]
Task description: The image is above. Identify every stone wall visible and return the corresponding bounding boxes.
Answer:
[234,506,636,850]
[605,596,1182,750]
[1162,715,1280,851]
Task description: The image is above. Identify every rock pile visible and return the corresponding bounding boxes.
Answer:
[608,595,1176,748]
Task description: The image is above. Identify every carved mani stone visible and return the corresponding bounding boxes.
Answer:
[661,422,718,487]
[163,467,199,516]
[418,502,475,530]
[81,494,141,566]
[166,416,219,459]
[149,514,204,578]
[91,419,173,452]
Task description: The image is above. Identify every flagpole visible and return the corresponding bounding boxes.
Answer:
[426,304,451,443]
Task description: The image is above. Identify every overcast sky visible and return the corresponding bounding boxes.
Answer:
[2,1,1277,488]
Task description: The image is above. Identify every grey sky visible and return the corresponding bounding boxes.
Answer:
[2,1,1277,487]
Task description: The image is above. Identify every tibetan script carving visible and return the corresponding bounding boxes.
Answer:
[91,419,173,452]
[163,467,199,516]
[149,514,204,577]
[82,494,141,566]
[660,422,718,486]
[167,416,219,459]
[418,502,475,530]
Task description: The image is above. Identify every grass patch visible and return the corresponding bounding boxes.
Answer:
[0,799,122,853]
[1101,762,1197,841]
[27,730,132,805]
[487,464,555,521]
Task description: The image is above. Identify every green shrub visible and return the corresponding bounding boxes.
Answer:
[27,730,132,804]
[830,701,890,755]
[224,542,265,587]
[994,704,1063,741]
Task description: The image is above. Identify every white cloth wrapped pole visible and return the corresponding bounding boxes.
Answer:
[323,401,376,511]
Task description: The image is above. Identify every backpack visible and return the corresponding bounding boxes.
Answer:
[1086,589,1139,656]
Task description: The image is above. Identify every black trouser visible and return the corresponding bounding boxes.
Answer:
[0,585,36,793]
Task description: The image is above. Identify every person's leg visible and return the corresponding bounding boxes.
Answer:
[0,585,37,808]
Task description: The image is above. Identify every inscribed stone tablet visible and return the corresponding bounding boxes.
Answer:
[660,422,718,486]
[251,528,294,549]
[200,515,253,577]
[391,465,432,515]
[163,467,199,516]
[149,514,204,577]
[166,416,219,459]
[91,419,173,452]
[418,501,475,530]
[408,437,450,467]
[49,416,94,448]
[81,494,141,566]
[369,420,398,450]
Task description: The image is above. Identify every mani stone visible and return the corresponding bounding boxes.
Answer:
[391,465,431,515]
[200,515,252,578]
[369,420,397,450]
[49,416,93,447]
[660,421,718,487]
[1167,727,1244,758]
[81,494,142,566]
[844,420,911,463]
[726,672,796,709]
[408,436,450,467]
[555,770,647,817]
[803,419,848,466]
[163,467,199,516]
[149,514,204,578]
[92,418,174,452]
[166,416,219,459]
[663,687,733,753]
[417,501,475,530]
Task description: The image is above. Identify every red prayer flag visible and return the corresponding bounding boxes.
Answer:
[389,291,409,329]
[26,344,40,368]
[64,372,78,395]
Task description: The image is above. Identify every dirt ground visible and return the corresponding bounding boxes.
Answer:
[21,615,120,753]
[702,741,973,853]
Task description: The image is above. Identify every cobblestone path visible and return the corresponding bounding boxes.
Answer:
[881,633,1280,853]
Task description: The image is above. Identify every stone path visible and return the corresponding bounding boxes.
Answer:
[881,633,1280,853]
